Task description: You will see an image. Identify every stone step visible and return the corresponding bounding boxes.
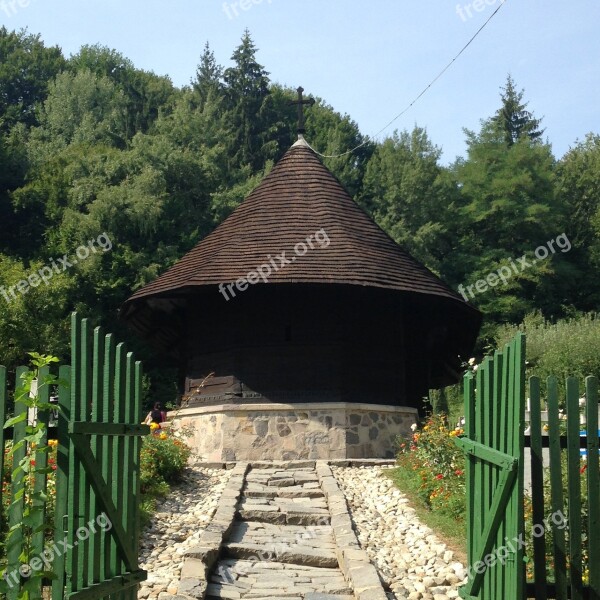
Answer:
[223,542,339,568]
[238,508,331,526]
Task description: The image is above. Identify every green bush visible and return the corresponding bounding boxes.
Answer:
[495,312,600,390]
[139,427,191,521]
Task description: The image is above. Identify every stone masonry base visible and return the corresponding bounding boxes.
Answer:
[172,402,417,461]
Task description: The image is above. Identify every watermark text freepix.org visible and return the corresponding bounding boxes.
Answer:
[222,0,273,20]
[0,233,112,305]
[458,233,571,302]
[456,0,505,22]
[1,0,32,17]
[465,509,567,582]
[2,513,112,588]
[218,228,330,301]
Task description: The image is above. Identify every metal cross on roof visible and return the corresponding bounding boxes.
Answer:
[289,86,315,135]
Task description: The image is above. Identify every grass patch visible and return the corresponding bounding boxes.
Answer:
[384,465,467,565]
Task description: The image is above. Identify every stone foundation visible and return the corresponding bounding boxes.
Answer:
[171,402,417,461]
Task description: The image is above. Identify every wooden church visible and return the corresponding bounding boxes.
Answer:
[121,122,481,460]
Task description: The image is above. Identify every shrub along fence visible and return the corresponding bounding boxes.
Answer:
[0,313,149,600]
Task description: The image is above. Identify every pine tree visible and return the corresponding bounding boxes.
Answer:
[193,42,223,109]
[223,30,271,169]
[493,75,544,146]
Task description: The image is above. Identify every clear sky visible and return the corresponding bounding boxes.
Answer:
[2,0,599,162]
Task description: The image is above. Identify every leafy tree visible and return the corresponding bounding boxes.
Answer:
[0,27,66,130]
[360,127,458,274]
[452,81,570,330]
[305,99,374,199]
[32,69,128,148]
[0,254,73,369]
[556,134,600,308]
[70,44,176,138]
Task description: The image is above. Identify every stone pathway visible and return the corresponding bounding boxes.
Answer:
[140,461,467,600]
[206,464,356,599]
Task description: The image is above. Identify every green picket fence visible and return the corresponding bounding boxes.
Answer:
[0,313,149,600]
[526,375,600,600]
[457,332,600,600]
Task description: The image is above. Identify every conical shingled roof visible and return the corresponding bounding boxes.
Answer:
[125,138,471,304]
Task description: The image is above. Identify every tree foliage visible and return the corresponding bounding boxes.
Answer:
[0,29,597,400]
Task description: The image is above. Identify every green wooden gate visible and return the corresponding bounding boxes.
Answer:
[457,333,600,599]
[455,333,526,600]
[1,313,149,599]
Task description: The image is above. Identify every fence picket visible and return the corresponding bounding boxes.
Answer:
[113,342,127,600]
[0,365,6,519]
[547,376,568,600]
[566,377,583,600]
[125,352,136,600]
[464,371,476,587]
[52,364,71,600]
[585,376,600,600]
[7,366,29,600]
[528,376,547,600]
[79,318,93,590]
[495,350,506,600]
[67,313,82,596]
[31,365,50,599]
[102,333,116,592]
[91,326,105,588]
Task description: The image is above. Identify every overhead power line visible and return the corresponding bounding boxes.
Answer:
[307,1,508,159]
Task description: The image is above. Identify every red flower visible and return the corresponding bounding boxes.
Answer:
[436,474,443,480]
[581,464,588,474]
[455,469,464,476]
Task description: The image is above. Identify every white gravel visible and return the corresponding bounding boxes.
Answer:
[138,463,232,598]
[331,465,466,600]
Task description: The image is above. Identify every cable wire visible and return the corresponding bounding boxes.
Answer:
[308,1,508,159]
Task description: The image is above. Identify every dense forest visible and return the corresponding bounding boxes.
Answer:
[1,27,599,405]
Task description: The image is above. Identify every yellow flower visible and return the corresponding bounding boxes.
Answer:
[543,424,549,432]
[150,423,160,431]
[48,439,58,447]
[159,432,167,440]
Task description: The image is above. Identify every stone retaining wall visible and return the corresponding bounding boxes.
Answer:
[172,402,417,461]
